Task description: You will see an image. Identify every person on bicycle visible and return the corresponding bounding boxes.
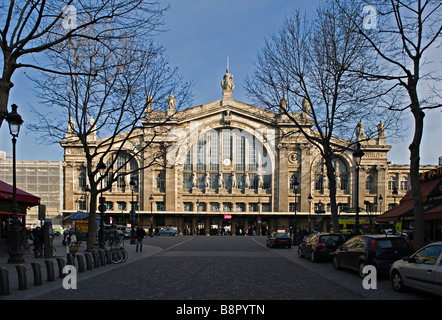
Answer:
[31,226,43,258]
[135,226,145,252]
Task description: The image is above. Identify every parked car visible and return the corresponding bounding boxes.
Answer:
[266,232,292,248]
[158,227,179,236]
[390,242,442,296]
[298,233,346,262]
[332,234,414,278]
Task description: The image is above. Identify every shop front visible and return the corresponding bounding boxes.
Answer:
[0,180,40,253]
[377,167,442,243]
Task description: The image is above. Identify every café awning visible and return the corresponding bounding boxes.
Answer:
[0,180,40,207]
[64,211,89,220]
[376,169,442,223]
[376,201,414,222]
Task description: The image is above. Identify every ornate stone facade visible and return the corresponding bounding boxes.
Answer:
[61,70,437,234]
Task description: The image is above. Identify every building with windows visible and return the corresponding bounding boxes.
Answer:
[60,70,438,235]
[0,152,63,227]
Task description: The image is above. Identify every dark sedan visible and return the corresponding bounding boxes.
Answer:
[298,233,346,262]
[332,234,414,278]
[266,232,292,248]
[158,227,179,236]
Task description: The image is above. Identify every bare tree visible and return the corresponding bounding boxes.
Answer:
[245,3,400,233]
[0,0,168,127]
[336,0,442,249]
[30,25,192,250]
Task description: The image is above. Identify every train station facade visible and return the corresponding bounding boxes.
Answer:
[60,70,438,235]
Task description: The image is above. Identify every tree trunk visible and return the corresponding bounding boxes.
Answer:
[409,92,425,249]
[325,157,340,233]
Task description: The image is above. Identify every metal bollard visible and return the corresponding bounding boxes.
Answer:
[91,250,100,268]
[31,262,42,286]
[98,249,106,266]
[67,254,76,266]
[84,252,93,270]
[44,260,55,282]
[105,249,112,264]
[0,267,9,295]
[15,264,27,290]
[76,254,85,273]
[56,258,66,278]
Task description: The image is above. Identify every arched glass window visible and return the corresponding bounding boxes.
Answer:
[366,175,373,192]
[182,128,271,190]
[336,159,349,191]
[314,160,324,191]
[388,176,396,191]
[78,172,86,189]
[400,176,408,190]
[104,152,139,191]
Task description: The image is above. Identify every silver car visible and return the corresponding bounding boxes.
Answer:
[390,242,442,296]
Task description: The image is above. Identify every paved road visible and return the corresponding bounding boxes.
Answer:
[28,236,432,301]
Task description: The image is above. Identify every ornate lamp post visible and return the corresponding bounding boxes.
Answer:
[378,194,383,213]
[97,159,106,248]
[353,143,365,234]
[196,199,199,236]
[149,194,154,229]
[6,104,24,263]
[129,178,136,244]
[293,176,299,243]
[392,187,398,206]
[84,185,90,214]
[392,188,398,234]
[308,194,313,232]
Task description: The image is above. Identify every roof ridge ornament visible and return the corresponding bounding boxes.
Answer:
[221,58,234,101]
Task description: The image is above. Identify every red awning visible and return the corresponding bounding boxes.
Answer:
[377,176,442,223]
[0,211,26,216]
[0,180,40,206]
[376,202,414,222]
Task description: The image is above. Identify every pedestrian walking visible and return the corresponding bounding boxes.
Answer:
[30,226,43,258]
[64,229,77,258]
[155,226,159,238]
[136,226,145,252]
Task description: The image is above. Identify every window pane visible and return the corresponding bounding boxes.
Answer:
[184,146,193,170]
[183,173,192,188]
[209,130,219,171]
[248,136,257,171]
[222,129,232,160]
[235,134,245,171]
[196,136,206,171]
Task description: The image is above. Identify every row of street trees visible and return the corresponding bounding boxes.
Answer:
[0,0,192,250]
[245,0,441,249]
[1,1,440,250]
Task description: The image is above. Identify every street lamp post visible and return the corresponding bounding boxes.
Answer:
[308,194,313,232]
[392,188,398,234]
[353,143,365,234]
[85,185,90,215]
[378,194,383,214]
[6,104,24,264]
[97,159,106,248]
[149,194,154,230]
[293,176,299,243]
[392,187,398,206]
[129,178,136,244]
[196,200,199,236]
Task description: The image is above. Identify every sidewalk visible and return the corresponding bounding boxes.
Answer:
[0,236,161,299]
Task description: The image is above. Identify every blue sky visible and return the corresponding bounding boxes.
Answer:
[0,0,440,165]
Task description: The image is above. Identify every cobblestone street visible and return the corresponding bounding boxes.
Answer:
[33,236,362,300]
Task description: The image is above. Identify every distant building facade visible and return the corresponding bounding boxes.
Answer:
[0,154,63,227]
[60,70,437,235]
